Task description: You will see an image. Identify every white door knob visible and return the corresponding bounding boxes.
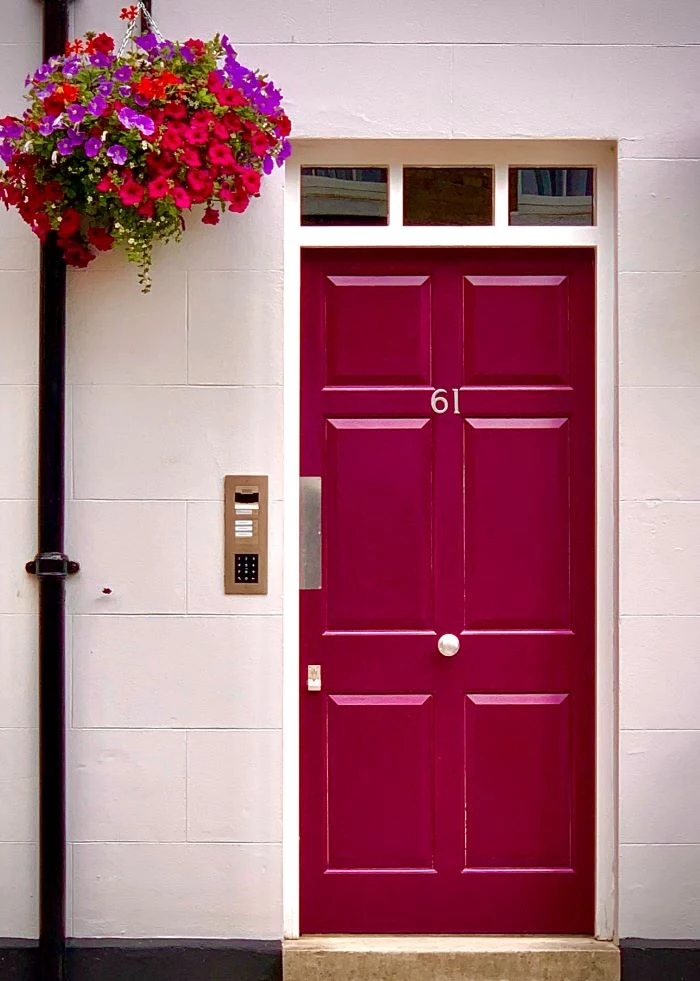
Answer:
[437,633,460,657]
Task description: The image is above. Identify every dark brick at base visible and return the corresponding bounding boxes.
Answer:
[0,939,282,981]
[622,938,700,981]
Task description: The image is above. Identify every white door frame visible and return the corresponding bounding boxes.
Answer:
[282,139,618,940]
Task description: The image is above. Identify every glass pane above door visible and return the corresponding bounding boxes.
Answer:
[301,167,388,225]
[403,167,493,225]
[509,168,594,225]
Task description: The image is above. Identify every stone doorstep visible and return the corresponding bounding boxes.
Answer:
[283,936,620,981]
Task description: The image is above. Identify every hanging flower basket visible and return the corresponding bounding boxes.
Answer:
[0,4,291,290]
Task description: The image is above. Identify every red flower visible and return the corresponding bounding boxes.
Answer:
[250,130,272,156]
[240,169,261,195]
[62,83,80,103]
[207,71,224,93]
[187,125,209,146]
[62,243,96,268]
[273,113,292,137]
[96,174,115,192]
[147,151,178,177]
[186,169,214,202]
[217,87,247,108]
[226,195,250,214]
[161,125,185,151]
[137,199,155,218]
[43,182,63,202]
[87,33,115,55]
[172,187,192,209]
[181,147,201,168]
[208,143,234,168]
[148,176,170,199]
[164,102,187,121]
[223,111,243,133]
[120,5,138,21]
[87,227,114,251]
[119,181,144,206]
[31,214,52,241]
[186,39,206,57]
[43,95,66,115]
[65,38,85,55]
[58,208,81,238]
[201,207,220,225]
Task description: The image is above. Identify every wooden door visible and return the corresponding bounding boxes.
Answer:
[300,248,595,934]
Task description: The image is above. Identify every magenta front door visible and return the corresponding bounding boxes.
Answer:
[300,248,595,934]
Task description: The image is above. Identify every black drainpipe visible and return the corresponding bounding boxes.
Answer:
[25,4,78,981]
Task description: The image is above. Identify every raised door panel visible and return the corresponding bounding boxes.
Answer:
[464,418,571,630]
[325,418,434,631]
[464,693,572,870]
[325,275,432,386]
[464,275,570,386]
[326,694,435,870]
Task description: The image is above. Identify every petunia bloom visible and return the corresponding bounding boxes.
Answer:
[84,136,102,158]
[106,144,128,165]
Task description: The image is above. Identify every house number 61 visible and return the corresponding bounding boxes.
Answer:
[430,388,460,414]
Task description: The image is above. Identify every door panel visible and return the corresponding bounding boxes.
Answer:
[463,417,571,630]
[464,693,572,870]
[463,274,570,385]
[327,694,435,870]
[325,418,434,631]
[301,248,595,935]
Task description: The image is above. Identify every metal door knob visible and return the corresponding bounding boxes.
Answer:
[437,633,460,657]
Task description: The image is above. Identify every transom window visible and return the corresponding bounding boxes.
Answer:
[300,164,596,227]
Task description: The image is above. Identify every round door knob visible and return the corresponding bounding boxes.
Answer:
[437,633,460,657]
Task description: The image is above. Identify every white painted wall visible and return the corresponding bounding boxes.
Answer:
[0,0,699,943]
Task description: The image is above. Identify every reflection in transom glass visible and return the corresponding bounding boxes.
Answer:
[509,168,594,226]
[301,167,388,226]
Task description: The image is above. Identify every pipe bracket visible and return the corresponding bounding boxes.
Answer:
[26,551,80,578]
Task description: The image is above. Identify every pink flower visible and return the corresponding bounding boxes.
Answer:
[172,186,192,209]
[208,142,234,167]
[148,176,170,199]
[118,181,144,206]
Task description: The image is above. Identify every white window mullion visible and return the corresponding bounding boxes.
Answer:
[388,163,403,228]
[494,164,510,228]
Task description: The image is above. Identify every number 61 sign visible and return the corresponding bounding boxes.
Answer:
[430,388,461,414]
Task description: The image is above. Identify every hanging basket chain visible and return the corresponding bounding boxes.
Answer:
[117,0,164,57]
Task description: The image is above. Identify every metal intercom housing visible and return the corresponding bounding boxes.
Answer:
[224,475,269,595]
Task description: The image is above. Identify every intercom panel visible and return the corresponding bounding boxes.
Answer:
[224,475,268,595]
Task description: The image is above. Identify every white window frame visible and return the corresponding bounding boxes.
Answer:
[283,139,618,941]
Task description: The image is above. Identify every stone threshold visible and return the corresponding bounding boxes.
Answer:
[283,935,620,981]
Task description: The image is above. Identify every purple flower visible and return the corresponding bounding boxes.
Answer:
[118,85,131,97]
[57,138,75,156]
[32,64,52,84]
[136,114,155,136]
[179,46,195,63]
[38,114,63,136]
[277,140,292,164]
[66,104,87,124]
[135,32,158,52]
[133,93,149,107]
[89,52,114,69]
[84,136,102,158]
[98,80,114,97]
[87,94,108,116]
[0,142,14,164]
[263,154,274,175]
[0,120,24,141]
[106,143,128,165]
[113,65,132,82]
[221,35,237,58]
[117,106,138,128]
[43,82,58,96]
[63,58,80,77]
[67,129,85,147]
[24,75,31,88]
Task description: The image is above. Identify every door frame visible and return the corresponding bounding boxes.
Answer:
[282,140,618,940]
